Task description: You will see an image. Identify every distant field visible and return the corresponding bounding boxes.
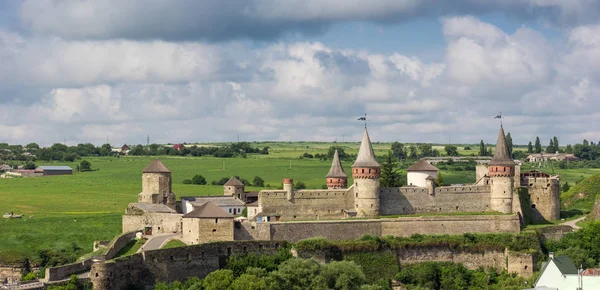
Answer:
[0,141,595,264]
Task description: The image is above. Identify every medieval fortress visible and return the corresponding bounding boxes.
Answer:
[122,125,561,244]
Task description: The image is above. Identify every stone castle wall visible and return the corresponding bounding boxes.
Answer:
[379,186,490,215]
[252,214,519,242]
[90,241,282,290]
[122,212,182,234]
[182,218,234,244]
[258,188,354,220]
[527,177,560,221]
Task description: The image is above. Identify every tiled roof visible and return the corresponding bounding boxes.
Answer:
[407,160,439,172]
[326,150,347,178]
[142,159,171,173]
[489,125,516,167]
[182,196,245,207]
[182,202,233,218]
[352,128,380,168]
[37,166,73,171]
[224,177,244,186]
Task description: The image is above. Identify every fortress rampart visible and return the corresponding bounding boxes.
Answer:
[235,214,520,242]
[379,186,491,215]
[90,241,282,290]
[258,188,354,220]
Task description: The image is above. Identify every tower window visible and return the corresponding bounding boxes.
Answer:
[362,169,364,174]
[531,204,536,209]
[215,218,218,223]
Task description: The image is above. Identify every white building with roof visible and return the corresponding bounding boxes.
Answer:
[406,160,439,187]
[181,196,246,216]
[532,253,600,289]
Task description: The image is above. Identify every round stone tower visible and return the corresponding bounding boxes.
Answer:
[352,128,380,218]
[326,150,348,189]
[139,159,176,209]
[489,125,515,213]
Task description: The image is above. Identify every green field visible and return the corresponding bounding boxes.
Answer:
[0,141,598,265]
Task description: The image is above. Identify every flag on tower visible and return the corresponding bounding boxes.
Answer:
[494,113,502,119]
[357,116,366,121]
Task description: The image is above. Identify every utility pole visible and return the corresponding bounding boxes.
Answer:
[289,160,292,170]
[147,135,150,146]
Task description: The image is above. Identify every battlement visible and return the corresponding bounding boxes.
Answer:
[259,189,349,199]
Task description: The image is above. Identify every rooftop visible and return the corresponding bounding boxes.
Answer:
[182,202,233,218]
[407,160,439,172]
[128,203,177,213]
[36,166,73,171]
[326,149,347,178]
[142,159,171,173]
[182,196,245,207]
[224,177,244,186]
[489,125,516,167]
[352,127,380,168]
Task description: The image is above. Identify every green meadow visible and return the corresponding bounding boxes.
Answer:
[0,141,597,265]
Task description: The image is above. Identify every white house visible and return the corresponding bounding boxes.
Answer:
[407,160,439,187]
[532,253,600,289]
[181,196,246,216]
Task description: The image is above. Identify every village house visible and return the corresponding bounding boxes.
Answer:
[526,153,579,163]
[531,253,600,289]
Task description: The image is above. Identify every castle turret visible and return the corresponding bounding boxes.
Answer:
[489,125,515,213]
[224,177,245,201]
[283,178,294,201]
[352,128,380,218]
[326,150,348,189]
[139,159,176,209]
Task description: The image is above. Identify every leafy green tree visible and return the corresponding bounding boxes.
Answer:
[479,140,486,156]
[202,269,235,290]
[535,137,542,153]
[561,182,570,192]
[275,258,322,290]
[25,143,40,150]
[23,162,36,170]
[320,261,367,290]
[380,151,402,187]
[527,141,533,153]
[444,145,459,157]
[418,144,434,157]
[390,142,406,160]
[435,172,444,187]
[408,145,418,158]
[253,176,265,187]
[553,136,560,152]
[192,174,207,185]
[294,181,307,190]
[566,144,573,154]
[506,132,513,157]
[79,160,91,171]
[547,139,555,153]
[328,146,346,159]
[183,179,192,184]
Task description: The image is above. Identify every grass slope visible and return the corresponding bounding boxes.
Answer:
[561,173,600,212]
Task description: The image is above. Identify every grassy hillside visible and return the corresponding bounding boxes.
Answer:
[561,173,600,212]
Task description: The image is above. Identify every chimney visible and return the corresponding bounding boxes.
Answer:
[549,252,554,259]
[283,178,294,201]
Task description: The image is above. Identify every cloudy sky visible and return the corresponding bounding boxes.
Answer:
[1,0,599,146]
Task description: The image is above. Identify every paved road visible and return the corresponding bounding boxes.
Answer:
[140,234,178,251]
[561,216,586,230]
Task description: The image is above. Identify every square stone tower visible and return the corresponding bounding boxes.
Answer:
[139,159,176,209]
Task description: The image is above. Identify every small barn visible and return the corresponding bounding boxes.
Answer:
[35,166,73,176]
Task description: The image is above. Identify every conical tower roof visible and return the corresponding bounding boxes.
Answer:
[142,159,171,173]
[489,125,515,166]
[352,128,380,168]
[326,150,347,178]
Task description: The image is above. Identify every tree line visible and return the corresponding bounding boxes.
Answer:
[0,142,268,162]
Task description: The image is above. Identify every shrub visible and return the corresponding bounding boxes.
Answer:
[253,176,265,187]
[182,179,192,185]
[79,160,92,171]
[191,174,207,185]
[295,181,307,190]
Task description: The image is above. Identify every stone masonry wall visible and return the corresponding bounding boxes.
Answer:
[122,212,182,234]
[380,215,520,237]
[380,186,490,215]
[268,220,382,242]
[258,188,353,220]
[45,259,94,282]
[105,231,138,260]
[527,177,560,221]
[396,247,507,271]
[0,264,24,284]
[259,215,519,242]
[90,241,282,290]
